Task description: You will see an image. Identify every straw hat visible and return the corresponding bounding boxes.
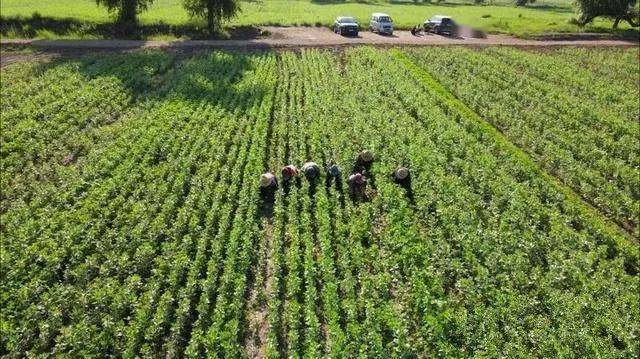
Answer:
[395,167,409,180]
[259,173,276,188]
[359,150,374,162]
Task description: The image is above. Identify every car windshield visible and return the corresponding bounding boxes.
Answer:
[340,17,356,23]
[378,16,392,23]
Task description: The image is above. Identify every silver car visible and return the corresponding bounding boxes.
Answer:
[369,13,393,35]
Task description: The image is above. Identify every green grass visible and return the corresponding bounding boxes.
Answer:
[1,0,636,39]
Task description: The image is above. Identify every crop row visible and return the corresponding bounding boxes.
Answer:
[1,51,274,356]
[406,46,639,234]
[1,48,638,357]
[0,52,175,213]
[254,47,638,357]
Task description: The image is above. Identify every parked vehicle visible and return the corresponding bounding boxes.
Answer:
[424,15,457,35]
[333,16,359,36]
[369,13,393,35]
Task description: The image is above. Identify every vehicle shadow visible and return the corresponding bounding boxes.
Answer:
[336,34,363,39]
[372,32,399,38]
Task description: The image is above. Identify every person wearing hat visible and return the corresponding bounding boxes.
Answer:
[259,171,277,203]
[358,150,374,164]
[355,150,374,173]
[281,164,299,182]
[347,172,366,199]
[392,166,410,183]
[325,162,342,187]
[302,162,320,179]
[259,172,278,189]
[327,163,341,178]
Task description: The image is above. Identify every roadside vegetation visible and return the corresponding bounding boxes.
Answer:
[1,0,638,39]
[1,47,638,357]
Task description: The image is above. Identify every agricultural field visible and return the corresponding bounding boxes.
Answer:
[1,47,639,357]
[1,0,637,39]
[406,47,640,234]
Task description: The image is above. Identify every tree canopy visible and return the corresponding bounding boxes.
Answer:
[95,0,155,24]
[574,0,640,27]
[183,0,241,32]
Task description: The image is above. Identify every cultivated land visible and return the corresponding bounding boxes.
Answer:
[1,47,638,357]
[1,0,638,39]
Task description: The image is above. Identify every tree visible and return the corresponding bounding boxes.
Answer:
[574,0,640,28]
[95,0,155,25]
[183,0,241,33]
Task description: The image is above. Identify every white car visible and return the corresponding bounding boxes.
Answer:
[369,13,393,35]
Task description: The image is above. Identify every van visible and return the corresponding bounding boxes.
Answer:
[369,13,393,35]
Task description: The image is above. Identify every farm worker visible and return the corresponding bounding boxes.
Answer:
[281,165,299,182]
[393,166,410,182]
[327,163,341,178]
[358,150,374,164]
[354,150,374,173]
[259,172,278,189]
[302,162,320,179]
[348,172,366,198]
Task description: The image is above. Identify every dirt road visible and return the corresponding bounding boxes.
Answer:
[1,27,636,67]
[1,27,637,51]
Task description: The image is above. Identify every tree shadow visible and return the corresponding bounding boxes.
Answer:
[69,48,269,110]
[311,0,378,4]
[521,4,574,13]
[0,15,267,40]
[2,47,271,183]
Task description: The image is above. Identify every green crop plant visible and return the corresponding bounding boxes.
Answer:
[1,47,638,358]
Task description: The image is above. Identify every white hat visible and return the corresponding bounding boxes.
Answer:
[395,167,409,180]
[259,173,276,188]
[359,150,374,162]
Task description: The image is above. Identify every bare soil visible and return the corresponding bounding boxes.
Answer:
[1,51,52,67]
[1,26,637,56]
[1,27,636,69]
[244,219,275,359]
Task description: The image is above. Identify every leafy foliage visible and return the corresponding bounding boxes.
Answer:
[94,0,155,24]
[182,0,241,32]
[1,48,638,357]
[574,0,640,27]
[408,46,639,235]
